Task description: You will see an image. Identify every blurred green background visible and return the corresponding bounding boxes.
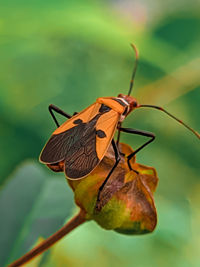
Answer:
[0,0,200,266]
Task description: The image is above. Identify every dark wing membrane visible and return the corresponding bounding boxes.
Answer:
[40,113,102,179]
[40,123,87,164]
[64,128,99,179]
[40,101,117,179]
[40,102,101,164]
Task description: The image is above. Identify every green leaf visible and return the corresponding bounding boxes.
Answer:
[0,161,74,267]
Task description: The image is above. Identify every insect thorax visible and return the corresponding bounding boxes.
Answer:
[96,97,129,117]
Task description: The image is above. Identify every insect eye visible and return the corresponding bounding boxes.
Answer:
[133,101,137,107]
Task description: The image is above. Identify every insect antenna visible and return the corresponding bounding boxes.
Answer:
[128,44,139,96]
[139,104,200,139]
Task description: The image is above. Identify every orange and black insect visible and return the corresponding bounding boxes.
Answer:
[40,44,199,209]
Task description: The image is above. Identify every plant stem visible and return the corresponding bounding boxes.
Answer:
[8,209,86,267]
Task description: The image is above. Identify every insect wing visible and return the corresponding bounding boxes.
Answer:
[95,110,119,160]
[40,103,120,179]
[40,102,100,164]
[65,109,119,179]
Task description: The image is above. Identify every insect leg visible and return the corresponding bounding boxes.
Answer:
[96,139,120,210]
[48,104,72,127]
[116,122,122,147]
[119,127,155,170]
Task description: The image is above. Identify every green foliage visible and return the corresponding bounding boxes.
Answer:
[0,162,74,266]
[0,0,200,266]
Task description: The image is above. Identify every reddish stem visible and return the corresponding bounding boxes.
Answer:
[8,209,86,267]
